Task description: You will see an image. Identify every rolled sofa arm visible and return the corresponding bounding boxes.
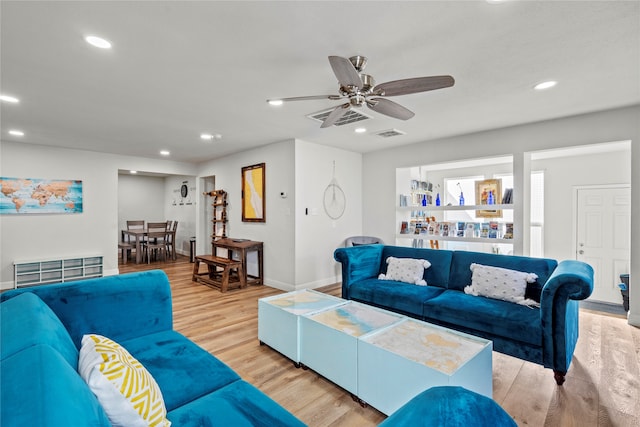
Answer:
[539,260,594,375]
[541,260,594,304]
[0,270,173,348]
[334,244,384,299]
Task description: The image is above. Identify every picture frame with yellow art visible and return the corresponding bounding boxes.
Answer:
[475,178,502,218]
[241,163,265,222]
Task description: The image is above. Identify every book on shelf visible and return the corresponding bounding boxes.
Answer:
[502,188,513,204]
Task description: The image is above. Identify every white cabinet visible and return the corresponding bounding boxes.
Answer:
[14,256,103,288]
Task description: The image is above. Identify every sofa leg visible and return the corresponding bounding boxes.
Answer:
[553,370,566,385]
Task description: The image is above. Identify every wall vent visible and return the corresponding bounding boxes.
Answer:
[307,108,372,126]
[376,129,406,138]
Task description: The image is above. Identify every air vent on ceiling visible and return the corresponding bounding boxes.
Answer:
[307,108,372,126]
[376,129,406,138]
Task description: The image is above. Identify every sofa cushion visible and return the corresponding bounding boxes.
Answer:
[464,263,539,306]
[379,257,431,285]
[422,291,542,346]
[167,380,305,427]
[350,278,446,317]
[79,334,171,427]
[381,246,453,288]
[0,344,111,427]
[120,330,241,412]
[448,251,557,296]
[0,292,78,368]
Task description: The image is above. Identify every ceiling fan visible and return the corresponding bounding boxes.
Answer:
[267,55,454,128]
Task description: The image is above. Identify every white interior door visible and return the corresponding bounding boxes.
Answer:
[576,186,630,304]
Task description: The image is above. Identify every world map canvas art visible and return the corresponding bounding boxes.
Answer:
[0,177,83,214]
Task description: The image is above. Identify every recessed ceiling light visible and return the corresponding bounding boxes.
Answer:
[534,80,557,91]
[9,130,25,136]
[130,170,137,174]
[201,133,214,140]
[85,35,112,49]
[268,99,283,106]
[355,127,367,133]
[0,94,19,103]
[160,150,170,156]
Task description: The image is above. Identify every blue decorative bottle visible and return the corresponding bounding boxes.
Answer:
[487,190,494,205]
[459,192,464,206]
[435,193,441,206]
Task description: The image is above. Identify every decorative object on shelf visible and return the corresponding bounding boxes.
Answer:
[204,190,228,240]
[456,182,465,206]
[241,163,266,222]
[323,161,346,220]
[0,177,83,214]
[504,223,514,239]
[475,179,502,218]
[502,188,513,204]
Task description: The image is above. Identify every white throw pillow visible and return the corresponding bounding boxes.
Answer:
[378,257,431,286]
[79,334,171,427]
[464,263,539,307]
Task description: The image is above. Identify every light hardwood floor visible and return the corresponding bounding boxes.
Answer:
[120,256,640,427]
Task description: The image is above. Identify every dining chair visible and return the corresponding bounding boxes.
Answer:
[166,221,178,260]
[125,220,146,258]
[143,222,169,263]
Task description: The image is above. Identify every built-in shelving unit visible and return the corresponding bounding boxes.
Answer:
[13,255,103,288]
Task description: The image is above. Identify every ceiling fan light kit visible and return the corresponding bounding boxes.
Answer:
[268,55,454,128]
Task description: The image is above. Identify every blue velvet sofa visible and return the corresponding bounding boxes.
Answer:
[334,245,594,385]
[0,270,305,427]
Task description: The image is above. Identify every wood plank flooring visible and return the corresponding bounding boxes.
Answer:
[120,256,640,426]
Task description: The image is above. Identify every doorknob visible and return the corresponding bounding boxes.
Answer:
[579,250,584,254]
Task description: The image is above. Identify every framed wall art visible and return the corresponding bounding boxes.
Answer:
[0,177,83,214]
[241,163,265,222]
[475,178,502,218]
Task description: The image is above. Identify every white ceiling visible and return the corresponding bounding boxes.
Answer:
[1,1,639,164]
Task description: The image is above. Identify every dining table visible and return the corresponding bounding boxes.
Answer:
[121,229,148,264]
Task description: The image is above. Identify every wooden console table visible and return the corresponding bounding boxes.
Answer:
[212,238,264,286]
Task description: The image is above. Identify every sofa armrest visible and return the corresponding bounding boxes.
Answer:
[0,270,173,348]
[540,260,594,374]
[334,244,384,299]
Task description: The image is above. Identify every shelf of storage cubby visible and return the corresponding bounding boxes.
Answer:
[396,234,514,244]
[397,204,513,212]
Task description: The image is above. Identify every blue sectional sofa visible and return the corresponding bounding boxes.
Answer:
[334,245,594,385]
[0,270,305,427]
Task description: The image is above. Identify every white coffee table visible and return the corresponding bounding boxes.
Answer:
[299,301,404,395]
[358,318,492,415]
[258,289,345,365]
[258,290,493,416]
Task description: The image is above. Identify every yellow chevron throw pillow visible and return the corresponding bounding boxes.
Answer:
[79,334,171,427]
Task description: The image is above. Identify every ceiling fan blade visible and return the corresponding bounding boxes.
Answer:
[321,103,351,128]
[373,75,454,97]
[328,56,363,89]
[267,95,341,104]
[367,98,415,120]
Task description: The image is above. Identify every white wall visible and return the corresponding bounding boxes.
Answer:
[531,148,631,262]
[0,141,196,288]
[362,105,640,326]
[118,174,166,230]
[196,140,297,289]
[195,139,363,291]
[294,139,363,288]
[163,175,196,256]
